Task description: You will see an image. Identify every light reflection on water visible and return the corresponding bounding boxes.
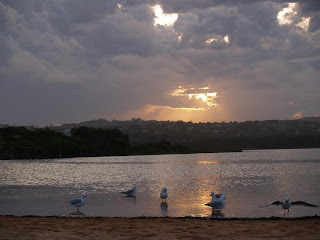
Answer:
[0,149,320,218]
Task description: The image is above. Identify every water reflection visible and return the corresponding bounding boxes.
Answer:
[69,211,86,218]
[208,209,225,218]
[122,195,136,205]
[1,149,320,218]
[195,178,223,217]
[198,161,219,164]
[160,203,168,216]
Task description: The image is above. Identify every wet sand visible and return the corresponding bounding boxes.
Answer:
[1,216,320,239]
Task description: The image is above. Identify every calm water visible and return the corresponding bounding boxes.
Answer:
[1,149,320,218]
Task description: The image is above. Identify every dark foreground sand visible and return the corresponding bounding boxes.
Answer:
[0,216,320,240]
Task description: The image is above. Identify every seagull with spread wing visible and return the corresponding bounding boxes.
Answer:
[264,197,319,216]
[205,191,226,210]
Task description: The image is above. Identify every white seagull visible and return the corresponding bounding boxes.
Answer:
[205,191,226,210]
[121,186,136,196]
[66,194,86,213]
[160,187,168,203]
[264,197,319,215]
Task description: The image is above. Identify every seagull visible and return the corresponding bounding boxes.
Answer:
[121,186,136,196]
[264,197,319,216]
[66,194,86,213]
[205,191,226,210]
[160,187,168,203]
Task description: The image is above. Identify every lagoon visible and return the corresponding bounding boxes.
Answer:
[1,148,320,218]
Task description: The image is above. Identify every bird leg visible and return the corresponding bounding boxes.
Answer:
[77,207,80,213]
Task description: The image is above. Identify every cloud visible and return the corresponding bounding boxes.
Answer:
[122,104,226,123]
[0,0,319,125]
[0,1,22,34]
[291,111,303,119]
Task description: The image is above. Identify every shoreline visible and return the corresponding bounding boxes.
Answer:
[0,149,243,161]
[3,147,320,160]
[1,215,320,220]
[1,216,320,239]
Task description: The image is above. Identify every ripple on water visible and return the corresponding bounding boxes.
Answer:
[0,149,320,217]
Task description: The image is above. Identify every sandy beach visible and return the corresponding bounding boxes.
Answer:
[1,216,320,239]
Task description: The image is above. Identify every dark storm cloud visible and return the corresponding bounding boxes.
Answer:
[298,0,320,12]
[76,5,156,57]
[1,0,118,32]
[162,0,320,32]
[161,0,318,12]
[0,0,319,125]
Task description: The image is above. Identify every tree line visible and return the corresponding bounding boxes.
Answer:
[0,126,190,160]
[1,125,319,160]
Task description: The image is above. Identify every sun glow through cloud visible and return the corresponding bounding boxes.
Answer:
[277,3,310,31]
[152,5,178,26]
[277,3,297,25]
[291,111,303,119]
[224,35,229,43]
[171,86,218,107]
[205,35,229,45]
[124,104,211,123]
[296,17,310,31]
[205,38,218,45]
[170,106,205,111]
[142,105,205,112]
[124,85,218,122]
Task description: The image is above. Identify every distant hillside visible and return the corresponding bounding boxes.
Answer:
[2,118,319,157]
[298,117,320,122]
[49,118,320,152]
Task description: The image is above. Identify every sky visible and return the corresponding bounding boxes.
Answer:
[0,0,320,126]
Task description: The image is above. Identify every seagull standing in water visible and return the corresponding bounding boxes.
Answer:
[121,186,136,196]
[160,187,168,203]
[205,191,226,210]
[264,197,319,216]
[66,194,86,213]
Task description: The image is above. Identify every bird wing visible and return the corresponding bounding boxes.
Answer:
[264,200,283,206]
[160,192,167,198]
[211,200,225,208]
[291,201,319,207]
[215,193,225,199]
[206,199,224,208]
[122,188,134,195]
[67,198,81,205]
[212,201,224,208]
